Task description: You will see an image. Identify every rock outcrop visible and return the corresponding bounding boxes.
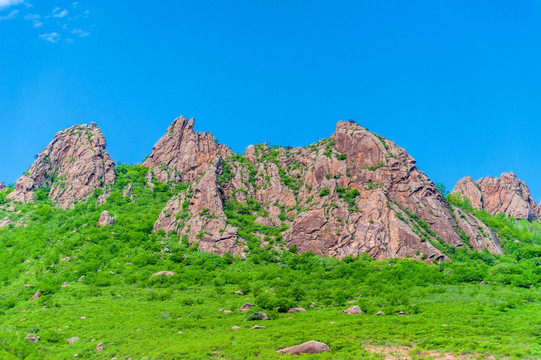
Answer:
[277,341,330,355]
[98,211,115,226]
[142,116,232,184]
[153,158,244,256]
[8,123,115,208]
[0,182,6,191]
[154,120,503,260]
[452,172,538,221]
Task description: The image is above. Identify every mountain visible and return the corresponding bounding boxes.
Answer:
[7,123,115,209]
[451,172,538,221]
[5,117,508,260]
[150,118,502,260]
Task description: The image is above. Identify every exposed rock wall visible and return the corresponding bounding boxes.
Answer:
[154,120,503,259]
[142,116,233,184]
[8,123,115,208]
[452,172,538,221]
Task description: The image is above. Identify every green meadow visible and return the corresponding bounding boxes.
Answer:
[1,165,540,359]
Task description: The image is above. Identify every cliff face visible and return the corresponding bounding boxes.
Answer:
[8,123,115,209]
[452,172,538,221]
[153,119,502,260]
[142,116,233,184]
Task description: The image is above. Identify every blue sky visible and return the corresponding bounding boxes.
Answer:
[1,1,540,201]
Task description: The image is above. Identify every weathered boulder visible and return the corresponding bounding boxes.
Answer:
[231,326,240,331]
[245,312,270,321]
[67,337,79,345]
[8,123,115,208]
[277,341,330,355]
[150,271,175,277]
[286,308,306,313]
[27,333,40,343]
[452,172,538,221]
[250,325,266,329]
[0,217,12,228]
[142,116,232,184]
[96,342,104,351]
[29,290,41,301]
[0,182,6,191]
[375,311,385,316]
[98,211,115,226]
[240,303,255,312]
[342,306,362,315]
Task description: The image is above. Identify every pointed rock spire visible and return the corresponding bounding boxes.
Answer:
[8,123,115,208]
[142,116,233,184]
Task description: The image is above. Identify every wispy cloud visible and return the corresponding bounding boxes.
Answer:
[51,7,68,18]
[39,32,60,43]
[71,28,88,37]
[0,8,18,20]
[0,0,23,9]
[24,12,41,27]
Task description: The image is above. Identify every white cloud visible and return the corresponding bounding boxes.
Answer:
[39,32,60,43]
[72,28,89,37]
[0,9,18,20]
[51,7,68,18]
[0,0,23,9]
[24,13,41,27]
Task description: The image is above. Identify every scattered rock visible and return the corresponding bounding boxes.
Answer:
[79,316,86,320]
[98,211,115,226]
[61,282,70,287]
[67,337,79,345]
[231,326,240,331]
[150,271,175,278]
[250,325,266,329]
[27,333,40,343]
[239,303,255,312]
[29,290,41,301]
[375,311,385,316]
[286,307,306,313]
[23,259,30,264]
[219,309,231,313]
[78,275,85,282]
[277,341,330,355]
[234,290,244,295]
[0,217,12,228]
[342,306,362,315]
[398,311,406,315]
[123,183,133,199]
[245,312,270,321]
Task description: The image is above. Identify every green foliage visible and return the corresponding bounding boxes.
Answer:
[319,187,330,197]
[364,161,386,171]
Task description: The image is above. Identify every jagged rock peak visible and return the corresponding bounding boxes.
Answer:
[451,172,538,221]
[7,123,115,208]
[142,116,233,184]
[154,119,501,260]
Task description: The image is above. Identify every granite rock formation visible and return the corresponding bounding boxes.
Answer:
[153,120,502,260]
[142,116,232,184]
[8,123,115,208]
[452,172,538,221]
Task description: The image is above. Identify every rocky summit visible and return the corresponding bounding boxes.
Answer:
[142,116,233,184]
[8,123,115,209]
[452,172,538,221]
[152,118,502,261]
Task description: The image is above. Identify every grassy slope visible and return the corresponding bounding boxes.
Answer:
[0,165,540,359]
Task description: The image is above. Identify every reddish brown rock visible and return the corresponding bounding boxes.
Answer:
[8,123,115,208]
[29,290,41,301]
[154,119,502,260]
[452,172,538,221]
[153,158,244,256]
[342,305,362,315]
[277,341,330,355]
[142,116,232,184]
[286,308,306,313]
[98,211,115,226]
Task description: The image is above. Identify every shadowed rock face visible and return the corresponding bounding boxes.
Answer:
[8,123,115,208]
[142,116,233,184]
[154,120,502,259]
[452,172,538,221]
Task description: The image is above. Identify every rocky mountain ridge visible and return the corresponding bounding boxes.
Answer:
[6,116,540,260]
[451,172,539,221]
